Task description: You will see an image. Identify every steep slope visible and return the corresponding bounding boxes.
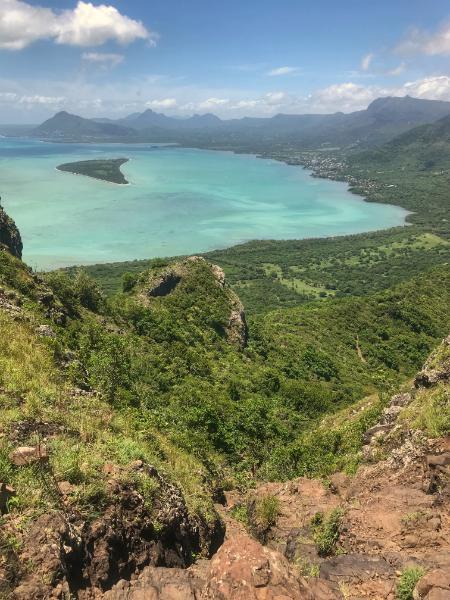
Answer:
[0,206,22,258]
[0,208,449,598]
[353,112,450,170]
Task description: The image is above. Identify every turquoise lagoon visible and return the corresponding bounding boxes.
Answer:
[0,138,409,270]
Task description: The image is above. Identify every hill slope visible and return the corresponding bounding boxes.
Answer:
[0,208,449,597]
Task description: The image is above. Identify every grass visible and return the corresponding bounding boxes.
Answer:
[311,508,343,557]
[396,567,425,600]
[400,384,450,437]
[254,494,280,530]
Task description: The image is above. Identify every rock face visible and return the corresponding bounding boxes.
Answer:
[0,206,22,258]
[104,566,203,599]
[414,569,450,599]
[11,462,224,599]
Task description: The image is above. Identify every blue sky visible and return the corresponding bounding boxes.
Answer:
[1,0,450,121]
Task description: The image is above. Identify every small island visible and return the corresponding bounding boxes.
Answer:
[56,158,129,184]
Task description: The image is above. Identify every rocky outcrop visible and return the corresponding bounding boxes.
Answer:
[104,566,203,599]
[105,534,339,600]
[11,462,224,599]
[415,334,450,388]
[142,256,248,349]
[0,206,22,259]
[147,268,183,297]
[203,535,339,599]
[414,568,450,599]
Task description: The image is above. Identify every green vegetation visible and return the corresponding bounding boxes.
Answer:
[396,567,425,600]
[44,262,450,485]
[253,495,280,530]
[73,229,450,314]
[401,383,450,437]
[311,508,343,557]
[1,242,447,525]
[57,158,129,184]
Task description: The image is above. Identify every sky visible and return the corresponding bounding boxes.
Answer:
[1,0,450,122]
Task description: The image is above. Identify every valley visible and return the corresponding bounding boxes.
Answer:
[0,95,449,600]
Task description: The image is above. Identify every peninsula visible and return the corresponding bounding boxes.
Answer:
[56,158,129,184]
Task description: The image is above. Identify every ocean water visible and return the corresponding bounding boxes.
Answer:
[0,138,409,270]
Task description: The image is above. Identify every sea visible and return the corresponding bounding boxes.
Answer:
[0,137,409,270]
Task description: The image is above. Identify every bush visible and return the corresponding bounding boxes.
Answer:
[74,270,105,312]
[312,508,343,557]
[396,567,425,600]
[122,271,139,292]
[255,494,280,530]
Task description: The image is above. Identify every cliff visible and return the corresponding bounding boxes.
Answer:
[0,205,22,258]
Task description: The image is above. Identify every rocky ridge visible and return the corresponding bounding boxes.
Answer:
[140,256,248,349]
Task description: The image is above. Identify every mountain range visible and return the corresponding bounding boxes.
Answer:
[32,95,450,149]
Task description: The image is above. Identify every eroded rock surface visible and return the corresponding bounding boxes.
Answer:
[10,462,224,599]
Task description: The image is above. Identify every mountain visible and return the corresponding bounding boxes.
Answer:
[34,95,450,148]
[365,95,450,124]
[119,108,179,129]
[351,112,450,172]
[121,109,223,130]
[33,110,135,140]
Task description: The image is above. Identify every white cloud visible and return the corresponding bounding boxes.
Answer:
[401,75,450,100]
[3,72,450,123]
[360,53,374,71]
[0,0,153,50]
[386,62,406,76]
[267,66,299,76]
[307,82,377,112]
[396,20,450,56]
[0,92,17,102]
[264,91,288,105]
[231,99,259,109]
[146,98,178,109]
[19,95,66,106]
[82,52,124,67]
[198,97,230,110]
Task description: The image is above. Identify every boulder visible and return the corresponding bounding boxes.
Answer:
[36,324,57,338]
[9,445,48,466]
[104,567,202,600]
[320,554,393,584]
[203,534,339,599]
[414,569,450,599]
